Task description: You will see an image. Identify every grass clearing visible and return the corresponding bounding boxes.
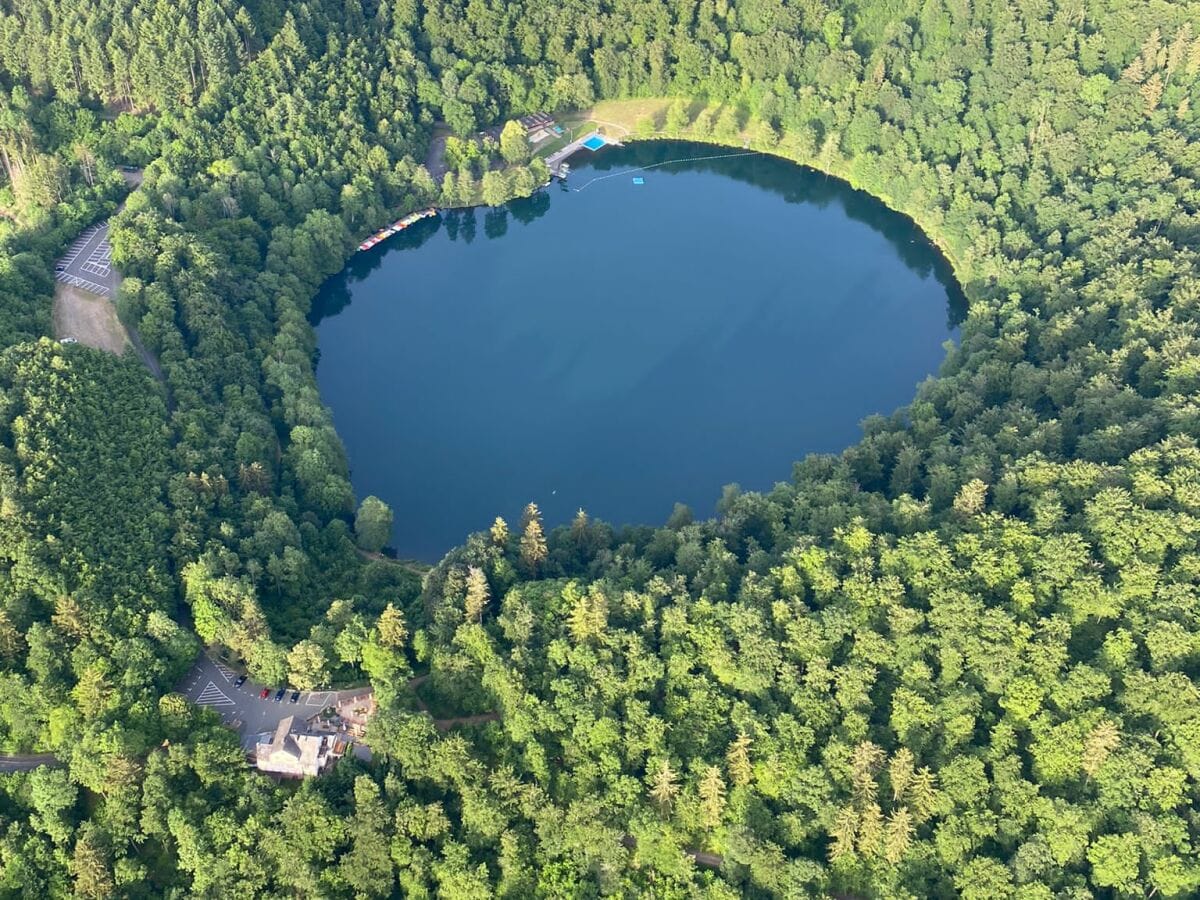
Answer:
[557,98,758,146]
[568,98,675,135]
[532,132,573,158]
[53,284,129,355]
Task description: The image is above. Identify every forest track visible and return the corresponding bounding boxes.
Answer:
[425,124,451,182]
[406,675,498,730]
[124,322,167,395]
[430,712,500,731]
[354,547,429,577]
[0,752,61,773]
[620,835,723,869]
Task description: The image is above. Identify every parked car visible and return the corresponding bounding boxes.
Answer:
[259,688,270,699]
[234,674,248,687]
[273,689,286,702]
[290,691,301,703]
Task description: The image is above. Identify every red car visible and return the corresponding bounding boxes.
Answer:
[259,688,270,699]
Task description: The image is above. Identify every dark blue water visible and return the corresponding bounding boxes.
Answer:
[313,141,965,561]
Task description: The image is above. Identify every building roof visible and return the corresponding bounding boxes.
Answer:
[256,716,330,777]
[518,112,553,131]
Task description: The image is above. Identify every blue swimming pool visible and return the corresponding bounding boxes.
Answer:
[583,134,606,151]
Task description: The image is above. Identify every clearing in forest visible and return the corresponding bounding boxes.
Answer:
[563,98,674,136]
[53,283,129,354]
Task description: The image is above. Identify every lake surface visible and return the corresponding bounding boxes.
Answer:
[313,141,965,561]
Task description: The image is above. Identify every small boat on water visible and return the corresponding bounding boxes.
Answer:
[357,207,438,252]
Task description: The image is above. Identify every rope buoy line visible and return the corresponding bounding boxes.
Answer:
[570,150,761,191]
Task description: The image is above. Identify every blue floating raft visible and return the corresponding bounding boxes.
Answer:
[632,176,645,185]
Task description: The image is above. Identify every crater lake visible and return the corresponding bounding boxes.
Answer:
[313,141,965,561]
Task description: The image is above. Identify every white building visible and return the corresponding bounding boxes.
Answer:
[255,715,332,778]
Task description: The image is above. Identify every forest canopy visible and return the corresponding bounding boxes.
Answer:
[0,0,1198,896]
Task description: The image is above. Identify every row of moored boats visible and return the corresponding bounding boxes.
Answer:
[357,207,438,252]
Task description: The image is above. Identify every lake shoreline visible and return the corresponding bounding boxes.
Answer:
[315,140,964,562]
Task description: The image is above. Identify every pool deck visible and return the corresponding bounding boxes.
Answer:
[544,131,621,178]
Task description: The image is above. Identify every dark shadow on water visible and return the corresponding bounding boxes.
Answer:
[316,216,444,320]
[509,189,551,226]
[484,208,508,240]
[313,140,966,330]
[460,209,477,244]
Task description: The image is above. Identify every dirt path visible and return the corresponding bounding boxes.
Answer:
[53,284,128,353]
[126,323,166,388]
[431,712,500,731]
[0,753,62,773]
[620,834,723,869]
[588,118,633,137]
[354,547,429,577]
[688,849,722,868]
[425,124,451,182]
[406,674,499,730]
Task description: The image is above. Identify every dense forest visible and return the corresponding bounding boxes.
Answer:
[0,0,1199,895]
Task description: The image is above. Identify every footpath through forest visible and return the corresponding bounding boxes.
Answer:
[0,753,62,773]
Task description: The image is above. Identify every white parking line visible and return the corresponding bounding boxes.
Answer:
[56,222,110,272]
[195,682,235,707]
[56,273,110,296]
[211,660,237,682]
[306,691,331,707]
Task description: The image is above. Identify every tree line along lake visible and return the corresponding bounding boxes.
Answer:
[312,141,966,562]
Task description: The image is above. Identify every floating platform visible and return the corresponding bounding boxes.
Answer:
[357,208,438,252]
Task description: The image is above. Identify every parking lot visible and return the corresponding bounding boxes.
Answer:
[55,221,116,297]
[179,654,371,750]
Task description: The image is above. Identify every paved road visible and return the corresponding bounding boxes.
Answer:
[55,222,116,297]
[179,654,371,750]
[0,753,61,773]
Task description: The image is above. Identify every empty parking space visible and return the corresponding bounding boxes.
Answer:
[55,222,116,298]
[80,238,112,277]
[57,225,102,270]
[56,273,110,296]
